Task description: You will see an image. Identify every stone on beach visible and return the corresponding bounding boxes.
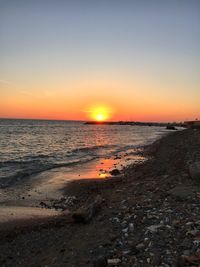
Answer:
[107,258,121,265]
[189,161,200,182]
[146,224,164,233]
[166,125,177,130]
[109,169,120,176]
[167,185,195,200]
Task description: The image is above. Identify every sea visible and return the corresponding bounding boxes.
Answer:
[0,119,172,190]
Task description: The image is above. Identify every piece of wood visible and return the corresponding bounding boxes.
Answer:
[72,195,103,223]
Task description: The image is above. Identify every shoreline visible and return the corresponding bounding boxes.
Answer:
[1,128,200,266]
[0,141,149,226]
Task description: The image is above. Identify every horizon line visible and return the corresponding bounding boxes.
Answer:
[0,116,185,124]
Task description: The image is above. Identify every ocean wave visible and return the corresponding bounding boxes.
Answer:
[0,155,96,188]
[71,144,114,153]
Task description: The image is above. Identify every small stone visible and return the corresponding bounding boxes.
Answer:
[147,225,163,233]
[129,223,134,231]
[183,250,190,256]
[136,243,145,249]
[110,169,120,176]
[122,228,128,233]
[189,161,200,182]
[186,222,193,226]
[107,258,121,265]
[122,250,130,255]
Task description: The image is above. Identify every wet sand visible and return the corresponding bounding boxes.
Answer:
[0,148,145,225]
[0,206,61,232]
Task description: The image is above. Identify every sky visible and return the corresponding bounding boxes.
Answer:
[0,0,199,122]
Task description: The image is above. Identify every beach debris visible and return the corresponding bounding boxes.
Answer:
[110,169,120,176]
[50,196,78,210]
[72,195,103,223]
[189,161,200,182]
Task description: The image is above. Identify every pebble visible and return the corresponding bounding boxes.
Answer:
[147,224,163,233]
[107,258,121,265]
[122,228,128,233]
[136,243,145,249]
[129,223,134,231]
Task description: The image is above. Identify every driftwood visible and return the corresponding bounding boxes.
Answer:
[72,195,103,223]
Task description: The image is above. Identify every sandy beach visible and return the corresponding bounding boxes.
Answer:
[0,128,200,266]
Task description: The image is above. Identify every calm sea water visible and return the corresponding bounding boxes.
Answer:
[0,119,169,188]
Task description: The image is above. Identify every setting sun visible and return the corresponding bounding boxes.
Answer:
[86,105,114,121]
[96,114,104,121]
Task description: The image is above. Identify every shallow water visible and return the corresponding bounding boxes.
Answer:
[0,119,170,189]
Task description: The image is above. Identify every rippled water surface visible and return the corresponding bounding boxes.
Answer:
[0,119,169,187]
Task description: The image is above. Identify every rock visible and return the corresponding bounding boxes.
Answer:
[147,224,163,233]
[114,156,121,160]
[122,227,128,233]
[189,161,200,182]
[40,201,48,207]
[166,125,177,130]
[147,258,151,263]
[129,223,134,231]
[122,250,131,255]
[136,243,145,249]
[107,258,121,265]
[110,169,120,176]
[93,256,107,267]
[186,229,199,236]
[168,185,195,200]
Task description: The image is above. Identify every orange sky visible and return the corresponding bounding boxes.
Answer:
[0,74,199,122]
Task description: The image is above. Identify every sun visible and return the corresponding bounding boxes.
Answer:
[86,105,113,122]
[96,113,104,121]
[93,109,108,121]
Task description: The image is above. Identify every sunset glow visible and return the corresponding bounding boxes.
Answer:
[86,105,114,121]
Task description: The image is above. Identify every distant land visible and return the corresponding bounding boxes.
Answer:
[84,121,186,128]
